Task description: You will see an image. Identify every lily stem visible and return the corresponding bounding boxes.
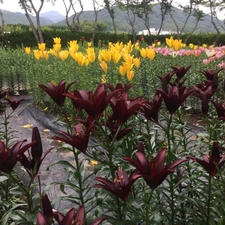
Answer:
[170,174,175,224]
[207,175,212,225]
[73,147,85,206]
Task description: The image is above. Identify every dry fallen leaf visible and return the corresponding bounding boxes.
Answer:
[22,124,33,128]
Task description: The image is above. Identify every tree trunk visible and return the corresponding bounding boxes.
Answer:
[209,0,220,46]
[112,15,117,33]
[180,4,193,35]
[0,9,4,36]
[20,0,44,43]
[184,18,200,43]
[157,13,165,38]
[169,11,180,38]
[127,8,136,42]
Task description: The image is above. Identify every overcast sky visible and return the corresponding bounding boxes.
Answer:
[0,0,223,19]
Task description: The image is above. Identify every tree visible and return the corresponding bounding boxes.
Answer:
[62,0,84,32]
[0,0,5,36]
[134,0,154,36]
[19,0,45,43]
[156,0,173,38]
[92,0,103,40]
[103,0,117,33]
[168,0,202,39]
[184,8,204,43]
[203,0,221,45]
[117,0,138,42]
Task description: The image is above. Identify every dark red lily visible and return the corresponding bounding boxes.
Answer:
[192,81,218,114]
[140,94,162,123]
[201,68,222,89]
[95,168,141,201]
[65,84,120,119]
[211,100,225,120]
[171,65,191,83]
[0,89,8,100]
[18,127,53,177]
[38,195,107,225]
[187,142,225,176]
[6,98,24,110]
[157,85,193,114]
[0,140,34,174]
[106,118,132,140]
[53,121,95,153]
[123,148,187,189]
[158,71,174,92]
[109,95,146,124]
[39,80,76,106]
[107,83,132,100]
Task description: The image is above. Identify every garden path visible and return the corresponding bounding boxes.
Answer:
[7,95,95,211]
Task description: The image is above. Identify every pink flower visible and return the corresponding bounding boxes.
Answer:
[203,59,210,64]
[218,61,225,68]
[209,56,215,62]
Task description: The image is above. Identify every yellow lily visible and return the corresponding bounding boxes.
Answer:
[133,58,140,68]
[53,37,61,44]
[25,47,31,55]
[127,70,134,81]
[100,61,107,73]
[59,50,69,61]
[147,48,155,60]
[140,48,147,58]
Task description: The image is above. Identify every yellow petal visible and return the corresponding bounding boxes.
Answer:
[22,124,33,128]
[43,129,50,132]
[91,160,98,165]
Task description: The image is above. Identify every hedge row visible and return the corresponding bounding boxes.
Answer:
[1,29,225,48]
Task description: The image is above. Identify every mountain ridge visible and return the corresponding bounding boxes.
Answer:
[0,5,222,33]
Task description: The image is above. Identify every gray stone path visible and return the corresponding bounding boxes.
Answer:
[6,96,94,211]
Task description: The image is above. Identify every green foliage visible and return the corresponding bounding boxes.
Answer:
[2,24,225,49]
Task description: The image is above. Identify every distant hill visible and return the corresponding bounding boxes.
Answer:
[1,5,222,33]
[55,4,221,33]
[40,11,64,23]
[2,10,53,26]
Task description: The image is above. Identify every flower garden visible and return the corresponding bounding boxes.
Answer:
[0,36,225,224]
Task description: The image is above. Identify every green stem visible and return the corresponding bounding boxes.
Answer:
[166,113,173,160]
[170,174,175,224]
[207,175,212,225]
[145,188,154,223]
[73,148,85,206]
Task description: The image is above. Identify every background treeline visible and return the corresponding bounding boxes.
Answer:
[1,25,225,48]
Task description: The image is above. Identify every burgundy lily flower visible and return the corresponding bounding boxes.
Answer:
[211,100,225,120]
[106,118,132,140]
[38,195,107,225]
[0,140,34,174]
[157,85,193,114]
[39,80,76,106]
[109,95,146,124]
[6,98,24,110]
[158,71,174,92]
[0,89,8,100]
[192,81,218,114]
[38,208,75,225]
[18,127,53,177]
[201,68,222,89]
[65,84,120,119]
[187,142,225,176]
[140,94,162,123]
[95,168,141,201]
[107,83,132,100]
[171,65,191,83]
[53,121,95,153]
[123,148,187,189]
